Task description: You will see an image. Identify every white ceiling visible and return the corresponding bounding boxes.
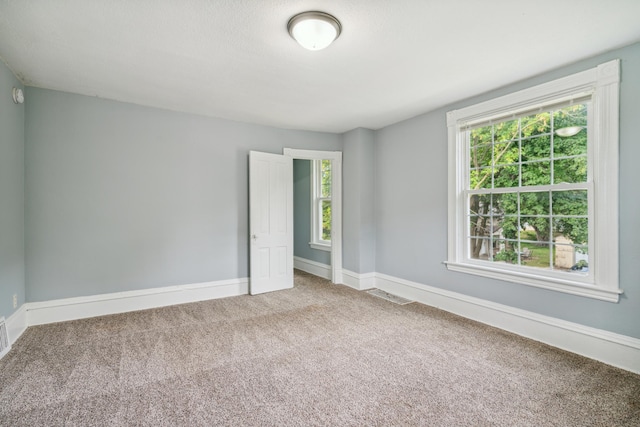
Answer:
[1,1,639,133]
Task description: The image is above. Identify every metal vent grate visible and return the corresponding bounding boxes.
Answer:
[0,317,11,360]
[367,289,414,305]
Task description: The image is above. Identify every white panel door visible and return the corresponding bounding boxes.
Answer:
[249,151,294,295]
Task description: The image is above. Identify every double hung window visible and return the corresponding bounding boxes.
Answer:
[310,159,332,250]
[446,60,621,302]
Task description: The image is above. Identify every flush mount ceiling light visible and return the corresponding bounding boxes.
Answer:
[287,11,341,51]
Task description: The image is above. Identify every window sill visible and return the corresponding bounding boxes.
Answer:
[444,261,622,302]
[309,242,331,252]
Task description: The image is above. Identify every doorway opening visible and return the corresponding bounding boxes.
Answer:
[285,148,343,284]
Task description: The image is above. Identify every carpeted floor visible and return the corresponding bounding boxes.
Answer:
[1,270,639,426]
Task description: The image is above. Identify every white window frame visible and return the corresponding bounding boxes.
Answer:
[445,59,622,302]
[310,159,332,252]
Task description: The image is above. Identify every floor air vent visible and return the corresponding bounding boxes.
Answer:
[0,317,11,360]
[367,289,414,305]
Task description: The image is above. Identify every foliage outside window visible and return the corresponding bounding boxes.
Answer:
[446,60,621,302]
[468,103,589,271]
[311,159,331,249]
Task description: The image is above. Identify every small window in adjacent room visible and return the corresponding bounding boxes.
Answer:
[310,159,332,251]
[446,59,622,302]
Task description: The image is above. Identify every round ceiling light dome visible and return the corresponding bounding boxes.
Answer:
[287,11,341,51]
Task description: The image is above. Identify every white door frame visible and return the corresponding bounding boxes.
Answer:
[284,148,343,284]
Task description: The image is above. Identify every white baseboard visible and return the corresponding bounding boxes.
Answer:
[27,278,248,326]
[294,256,331,280]
[6,304,28,347]
[342,269,376,290]
[374,272,640,374]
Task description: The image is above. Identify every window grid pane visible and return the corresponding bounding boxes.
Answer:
[312,159,332,244]
[466,103,589,272]
[321,200,331,241]
[321,160,332,197]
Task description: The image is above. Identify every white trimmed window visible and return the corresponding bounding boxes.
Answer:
[310,159,332,251]
[446,60,621,302]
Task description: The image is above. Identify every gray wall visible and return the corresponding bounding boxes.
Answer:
[293,159,331,265]
[374,42,640,339]
[0,62,25,320]
[25,88,341,302]
[9,41,640,342]
[342,128,376,274]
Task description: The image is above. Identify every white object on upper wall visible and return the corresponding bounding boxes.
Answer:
[12,87,24,104]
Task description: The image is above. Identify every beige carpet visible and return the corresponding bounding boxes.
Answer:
[1,270,639,426]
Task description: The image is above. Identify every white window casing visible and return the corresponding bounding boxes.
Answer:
[446,59,621,302]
